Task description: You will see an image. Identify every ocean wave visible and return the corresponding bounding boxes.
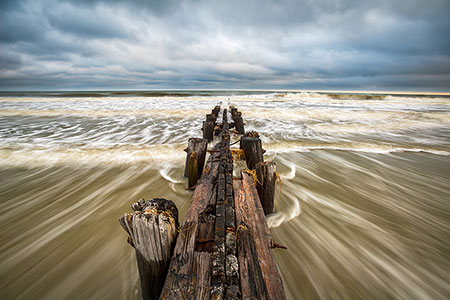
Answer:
[0,145,186,168]
[264,141,450,156]
[0,108,215,118]
[1,140,448,170]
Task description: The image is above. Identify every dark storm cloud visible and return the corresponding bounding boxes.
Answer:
[0,50,23,70]
[0,0,449,91]
[46,3,130,39]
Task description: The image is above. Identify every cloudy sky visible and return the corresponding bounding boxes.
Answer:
[1,0,449,91]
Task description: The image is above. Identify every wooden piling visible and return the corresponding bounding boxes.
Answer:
[255,161,277,215]
[230,107,238,117]
[230,107,244,134]
[188,152,199,189]
[233,116,245,134]
[184,138,208,178]
[213,105,221,116]
[119,198,179,300]
[207,113,217,122]
[240,136,264,170]
[203,120,215,141]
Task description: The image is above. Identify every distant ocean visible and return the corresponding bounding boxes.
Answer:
[1,91,449,299]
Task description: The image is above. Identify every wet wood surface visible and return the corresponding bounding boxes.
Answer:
[256,161,277,215]
[241,136,264,170]
[234,173,286,300]
[184,137,208,178]
[119,198,179,300]
[122,106,286,300]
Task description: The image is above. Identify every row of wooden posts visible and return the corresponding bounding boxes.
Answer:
[119,105,286,299]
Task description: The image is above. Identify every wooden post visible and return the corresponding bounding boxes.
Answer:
[213,106,220,116]
[188,152,199,189]
[233,116,245,134]
[119,198,179,300]
[240,136,264,170]
[184,138,208,178]
[255,161,276,215]
[206,113,216,122]
[214,123,223,136]
[203,120,214,141]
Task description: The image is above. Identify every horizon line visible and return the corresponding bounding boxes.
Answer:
[1,88,449,96]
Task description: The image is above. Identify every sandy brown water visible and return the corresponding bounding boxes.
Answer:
[0,92,449,299]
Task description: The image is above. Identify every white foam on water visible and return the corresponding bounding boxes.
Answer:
[1,92,450,300]
[0,145,186,169]
[265,142,450,156]
[159,166,184,184]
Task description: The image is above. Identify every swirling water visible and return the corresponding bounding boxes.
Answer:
[0,91,449,299]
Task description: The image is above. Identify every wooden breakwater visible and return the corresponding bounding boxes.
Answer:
[120,106,286,300]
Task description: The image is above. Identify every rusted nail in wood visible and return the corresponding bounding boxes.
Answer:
[270,240,288,250]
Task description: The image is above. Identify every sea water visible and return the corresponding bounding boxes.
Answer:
[0,91,449,299]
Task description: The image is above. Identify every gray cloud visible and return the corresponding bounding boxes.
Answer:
[45,2,132,39]
[0,0,449,91]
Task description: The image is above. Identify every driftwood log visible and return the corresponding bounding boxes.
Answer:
[119,198,179,300]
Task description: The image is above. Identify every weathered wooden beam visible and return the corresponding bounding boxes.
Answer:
[159,142,222,299]
[224,144,240,299]
[255,161,276,215]
[184,138,208,178]
[234,174,286,300]
[161,108,244,299]
[211,108,232,299]
[212,109,241,300]
[119,198,179,300]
